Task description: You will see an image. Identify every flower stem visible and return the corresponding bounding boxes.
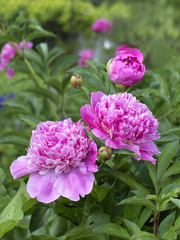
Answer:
[159,108,176,120]
[81,86,90,103]
[24,58,41,87]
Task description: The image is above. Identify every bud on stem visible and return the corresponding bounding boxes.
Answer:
[98,146,112,160]
[71,75,83,88]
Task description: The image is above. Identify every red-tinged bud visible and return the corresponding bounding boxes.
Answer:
[98,146,112,160]
[71,75,83,88]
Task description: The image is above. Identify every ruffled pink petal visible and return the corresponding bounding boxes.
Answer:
[92,128,108,139]
[25,42,33,49]
[140,140,160,154]
[80,104,97,128]
[140,151,157,164]
[7,67,15,78]
[10,156,31,179]
[84,142,98,173]
[27,170,60,203]
[91,91,105,111]
[54,168,94,201]
[105,137,121,149]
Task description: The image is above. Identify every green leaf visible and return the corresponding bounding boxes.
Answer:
[65,228,105,240]
[113,148,140,158]
[93,223,130,239]
[163,227,177,240]
[51,54,80,75]
[28,235,58,240]
[130,231,157,240]
[117,196,156,211]
[30,207,56,233]
[0,183,30,238]
[138,208,152,229]
[174,216,180,231]
[0,35,18,44]
[26,87,58,104]
[24,49,44,69]
[105,168,150,195]
[91,185,109,202]
[48,47,65,65]
[0,135,29,146]
[157,141,179,182]
[121,218,140,235]
[146,162,157,191]
[162,161,180,180]
[19,115,40,129]
[26,29,56,42]
[158,211,175,238]
[169,197,180,209]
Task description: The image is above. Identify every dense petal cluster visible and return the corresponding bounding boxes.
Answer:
[0,40,33,77]
[81,91,160,164]
[10,119,98,203]
[107,45,145,88]
[91,18,113,32]
[78,49,94,67]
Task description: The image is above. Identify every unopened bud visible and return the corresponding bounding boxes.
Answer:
[71,74,83,88]
[98,146,112,160]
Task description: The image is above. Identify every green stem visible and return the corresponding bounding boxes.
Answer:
[24,58,41,87]
[159,108,176,121]
[81,87,90,103]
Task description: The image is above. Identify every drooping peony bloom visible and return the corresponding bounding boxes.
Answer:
[107,45,145,88]
[78,49,94,67]
[91,18,113,33]
[0,40,33,76]
[10,119,98,203]
[80,91,160,164]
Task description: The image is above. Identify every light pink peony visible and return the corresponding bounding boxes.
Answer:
[80,91,160,164]
[107,45,145,88]
[91,18,113,33]
[10,119,98,203]
[78,49,94,67]
[0,40,33,75]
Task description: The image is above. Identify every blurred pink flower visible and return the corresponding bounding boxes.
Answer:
[107,45,145,88]
[91,18,113,32]
[10,119,98,203]
[7,67,15,78]
[78,49,94,67]
[81,91,160,164]
[0,40,33,76]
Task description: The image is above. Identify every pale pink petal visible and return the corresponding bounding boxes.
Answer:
[140,151,157,164]
[54,168,94,201]
[25,42,33,49]
[7,67,15,78]
[80,104,97,128]
[91,91,105,111]
[10,156,31,179]
[140,141,160,154]
[27,170,60,203]
[92,128,108,139]
[105,137,121,149]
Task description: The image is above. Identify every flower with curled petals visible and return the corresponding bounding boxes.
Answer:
[107,45,145,88]
[80,91,160,164]
[10,119,98,203]
[91,18,113,33]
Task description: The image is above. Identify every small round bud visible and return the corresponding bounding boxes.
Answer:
[71,75,83,88]
[98,146,112,160]
[106,58,113,72]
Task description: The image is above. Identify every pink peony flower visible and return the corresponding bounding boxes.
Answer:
[10,119,98,203]
[0,40,33,75]
[107,45,145,88]
[91,18,113,33]
[80,91,160,164]
[78,49,94,67]
[7,67,15,78]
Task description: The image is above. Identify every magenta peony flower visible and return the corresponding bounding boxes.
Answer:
[10,119,98,203]
[91,18,113,33]
[80,91,160,164]
[0,40,33,75]
[107,45,145,88]
[78,49,94,67]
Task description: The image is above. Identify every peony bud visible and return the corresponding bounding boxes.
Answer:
[71,75,83,88]
[98,146,112,160]
[107,45,145,88]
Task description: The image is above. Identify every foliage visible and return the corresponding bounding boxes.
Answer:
[0,9,180,240]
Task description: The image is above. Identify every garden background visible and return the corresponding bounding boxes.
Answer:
[0,0,180,239]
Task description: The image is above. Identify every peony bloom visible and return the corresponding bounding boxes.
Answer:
[78,49,94,67]
[80,91,160,164]
[91,18,113,33]
[10,119,98,203]
[107,45,145,88]
[0,40,33,76]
